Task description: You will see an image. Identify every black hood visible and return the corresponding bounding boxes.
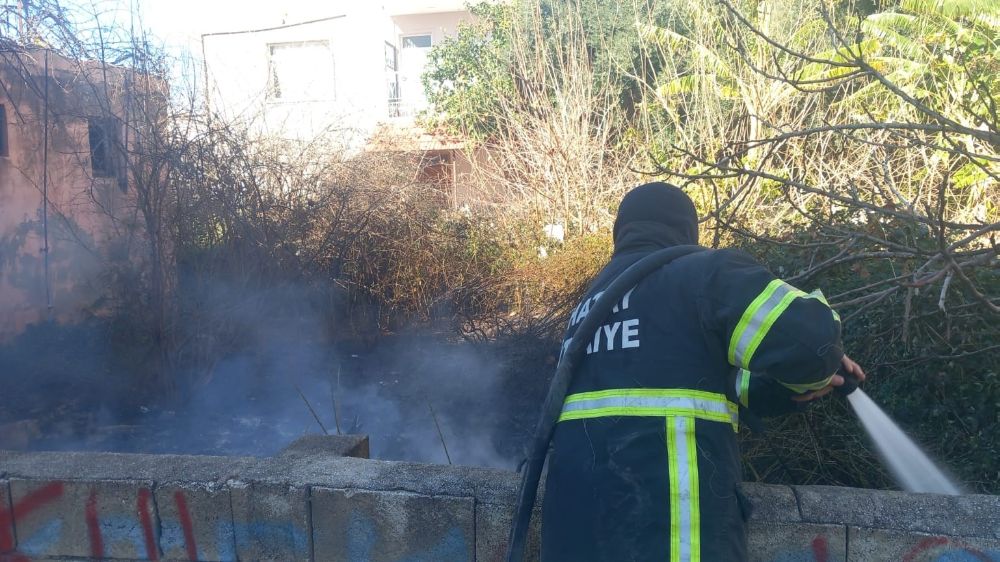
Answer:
[612,182,699,255]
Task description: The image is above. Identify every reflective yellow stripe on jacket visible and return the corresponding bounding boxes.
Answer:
[728,281,838,394]
[728,280,840,370]
[559,388,738,562]
[667,416,699,562]
[735,369,751,408]
[728,279,805,369]
[558,388,738,429]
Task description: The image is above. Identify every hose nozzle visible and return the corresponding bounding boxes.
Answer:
[834,366,861,396]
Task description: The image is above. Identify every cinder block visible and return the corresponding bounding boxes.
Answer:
[876,493,1000,539]
[741,483,801,523]
[311,487,474,562]
[848,527,1000,561]
[156,482,235,562]
[228,479,310,561]
[795,485,877,527]
[1,479,14,553]
[8,478,160,560]
[796,486,1000,538]
[279,434,370,459]
[475,502,541,562]
[749,522,847,562]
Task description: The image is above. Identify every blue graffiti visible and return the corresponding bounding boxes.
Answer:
[17,520,61,557]
[396,528,470,562]
[101,515,154,555]
[346,511,377,561]
[158,512,237,561]
[931,550,1000,562]
[9,510,312,561]
[233,520,310,558]
[343,511,470,562]
[216,518,237,561]
[159,517,194,559]
[766,552,823,562]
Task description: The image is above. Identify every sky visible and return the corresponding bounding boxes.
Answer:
[139,0,317,55]
[99,0,340,94]
[135,0,466,52]
[54,0,455,95]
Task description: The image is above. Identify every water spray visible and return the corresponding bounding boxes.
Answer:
[834,370,962,495]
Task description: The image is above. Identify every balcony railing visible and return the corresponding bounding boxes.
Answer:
[388,99,420,119]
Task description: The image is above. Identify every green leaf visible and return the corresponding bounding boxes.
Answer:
[638,23,727,68]
[951,161,991,189]
[864,13,932,60]
[793,39,881,83]
[656,73,740,100]
[900,0,1000,20]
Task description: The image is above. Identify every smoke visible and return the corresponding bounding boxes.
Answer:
[331,338,513,468]
[0,276,525,469]
[158,326,516,468]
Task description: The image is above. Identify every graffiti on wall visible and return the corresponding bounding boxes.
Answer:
[743,531,999,562]
[903,536,1000,562]
[1,481,63,562]
[0,480,309,562]
[2,479,999,562]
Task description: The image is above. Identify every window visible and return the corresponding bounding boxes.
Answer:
[385,42,400,111]
[385,42,398,71]
[88,117,118,178]
[402,35,432,49]
[268,41,335,101]
[0,104,8,157]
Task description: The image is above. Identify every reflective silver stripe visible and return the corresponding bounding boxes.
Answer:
[807,289,841,323]
[806,289,828,304]
[669,416,699,562]
[561,394,734,421]
[730,280,800,368]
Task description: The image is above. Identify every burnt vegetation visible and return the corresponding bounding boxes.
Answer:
[0,0,997,490]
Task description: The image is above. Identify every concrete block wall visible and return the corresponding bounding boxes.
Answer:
[0,436,998,561]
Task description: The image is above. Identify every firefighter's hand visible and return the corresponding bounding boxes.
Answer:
[791,355,866,402]
[839,354,866,383]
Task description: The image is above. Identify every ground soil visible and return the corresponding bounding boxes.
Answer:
[0,321,557,468]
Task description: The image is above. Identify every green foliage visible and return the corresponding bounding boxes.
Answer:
[422,2,516,138]
[733,233,1000,493]
[858,0,1000,117]
[423,0,997,493]
[536,0,676,108]
[423,0,677,138]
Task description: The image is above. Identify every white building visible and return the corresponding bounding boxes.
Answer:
[201,1,472,148]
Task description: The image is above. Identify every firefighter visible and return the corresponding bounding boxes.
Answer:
[541,182,865,561]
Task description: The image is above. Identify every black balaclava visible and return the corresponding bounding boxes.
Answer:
[612,182,699,255]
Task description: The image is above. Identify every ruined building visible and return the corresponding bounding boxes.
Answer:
[0,41,165,340]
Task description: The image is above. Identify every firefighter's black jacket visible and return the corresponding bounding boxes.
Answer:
[541,200,843,561]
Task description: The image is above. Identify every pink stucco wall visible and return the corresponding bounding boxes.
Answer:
[0,48,140,340]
